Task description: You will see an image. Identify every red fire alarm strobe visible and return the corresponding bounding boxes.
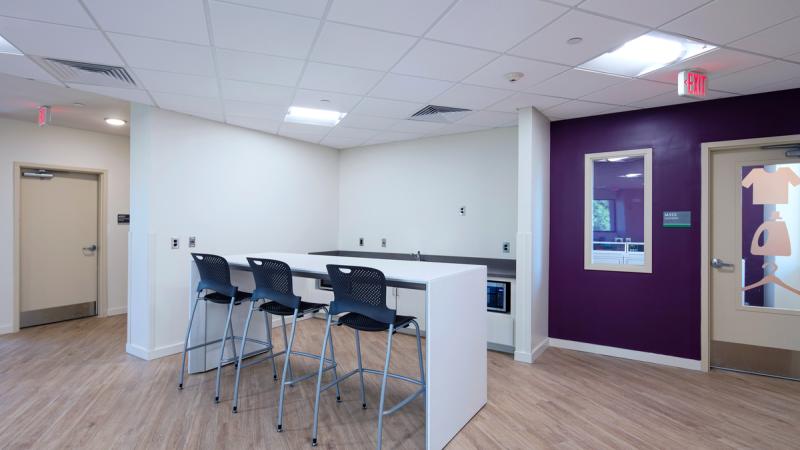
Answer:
[678,69,707,98]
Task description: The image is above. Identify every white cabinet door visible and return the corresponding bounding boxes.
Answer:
[397,288,426,332]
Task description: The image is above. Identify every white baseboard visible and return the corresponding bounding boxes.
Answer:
[532,338,549,361]
[106,306,127,316]
[0,323,14,335]
[548,338,702,371]
[126,342,183,360]
[514,350,533,363]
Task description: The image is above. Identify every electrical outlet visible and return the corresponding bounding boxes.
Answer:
[189,236,196,248]
[381,238,387,248]
[502,241,511,253]
[459,206,466,216]
[359,237,364,247]
[171,237,179,249]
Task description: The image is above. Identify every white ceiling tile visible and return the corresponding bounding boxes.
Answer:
[221,79,295,105]
[108,33,215,76]
[221,0,328,18]
[364,130,422,145]
[300,62,383,95]
[224,99,286,119]
[151,91,222,115]
[582,79,675,105]
[210,1,319,58]
[740,76,800,95]
[509,10,647,65]
[431,84,514,110]
[630,89,731,109]
[642,48,771,84]
[67,83,154,105]
[600,105,640,115]
[578,0,708,27]
[226,115,281,133]
[216,49,304,86]
[462,55,569,90]
[457,110,518,127]
[280,122,331,138]
[434,123,491,136]
[426,0,567,52]
[660,0,800,45]
[0,0,95,28]
[291,89,362,112]
[135,69,219,97]
[730,17,800,59]
[486,92,568,112]
[327,0,453,36]
[390,119,445,133]
[321,136,369,149]
[338,114,398,130]
[712,61,800,94]
[83,0,209,45]
[549,0,582,5]
[0,54,59,83]
[368,73,453,103]
[544,100,616,119]
[788,52,800,64]
[186,110,225,122]
[350,97,425,119]
[325,126,378,140]
[278,130,324,144]
[392,40,499,82]
[526,68,627,98]
[310,22,416,71]
[0,17,123,65]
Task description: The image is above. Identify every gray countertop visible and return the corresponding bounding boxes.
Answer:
[309,250,516,279]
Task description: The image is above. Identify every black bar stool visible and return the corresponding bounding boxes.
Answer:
[231,257,342,421]
[178,254,267,403]
[311,265,425,449]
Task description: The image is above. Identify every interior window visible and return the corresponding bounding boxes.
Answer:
[584,149,652,273]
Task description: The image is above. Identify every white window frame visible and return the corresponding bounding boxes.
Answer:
[584,148,653,273]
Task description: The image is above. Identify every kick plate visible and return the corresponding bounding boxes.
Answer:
[20,302,97,328]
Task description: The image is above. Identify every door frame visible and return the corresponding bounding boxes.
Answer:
[12,162,110,333]
[700,133,800,371]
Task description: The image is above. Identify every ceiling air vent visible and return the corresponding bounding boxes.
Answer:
[408,105,471,123]
[36,57,137,88]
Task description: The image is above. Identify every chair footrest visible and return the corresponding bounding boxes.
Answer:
[319,368,424,394]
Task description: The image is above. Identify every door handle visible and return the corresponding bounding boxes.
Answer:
[711,258,734,269]
[83,244,98,252]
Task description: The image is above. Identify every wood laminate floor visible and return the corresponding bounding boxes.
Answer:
[0,315,798,449]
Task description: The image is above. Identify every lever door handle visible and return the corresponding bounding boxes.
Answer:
[83,244,98,252]
[711,258,734,269]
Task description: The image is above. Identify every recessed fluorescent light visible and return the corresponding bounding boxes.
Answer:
[105,118,127,126]
[0,34,23,56]
[579,32,715,77]
[284,106,345,127]
[619,173,643,178]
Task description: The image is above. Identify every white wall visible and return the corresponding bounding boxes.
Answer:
[0,117,130,334]
[127,105,339,358]
[338,127,518,259]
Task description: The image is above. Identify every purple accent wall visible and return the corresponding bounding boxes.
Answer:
[549,88,800,360]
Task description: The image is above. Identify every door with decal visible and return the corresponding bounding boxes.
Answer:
[711,145,800,380]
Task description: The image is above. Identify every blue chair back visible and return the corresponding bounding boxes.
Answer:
[326,264,396,324]
[191,253,237,297]
[247,258,301,309]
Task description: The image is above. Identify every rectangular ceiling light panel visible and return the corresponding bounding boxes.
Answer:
[580,31,715,77]
[284,106,346,126]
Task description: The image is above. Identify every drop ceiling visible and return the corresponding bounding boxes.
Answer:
[0,0,799,148]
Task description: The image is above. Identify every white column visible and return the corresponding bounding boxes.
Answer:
[515,107,550,363]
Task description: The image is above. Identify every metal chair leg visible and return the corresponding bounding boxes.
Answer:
[326,314,342,403]
[228,316,238,363]
[264,311,278,380]
[214,298,236,403]
[280,315,294,382]
[311,313,333,447]
[355,329,367,409]
[413,320,425,386]
[232,301,256,413]
[376,324,395,450]
[178,296,201,390]
[276,308,299,432]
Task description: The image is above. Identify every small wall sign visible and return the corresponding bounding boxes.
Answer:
[117,213,130,224]
[663,211,691,228]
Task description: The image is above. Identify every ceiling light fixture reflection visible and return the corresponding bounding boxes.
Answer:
[284,106,346,127]
[607,156,628,162]
[105,118,127,126]
[619,173,643,178]
[579,31,715,77]
[0,33,23,55]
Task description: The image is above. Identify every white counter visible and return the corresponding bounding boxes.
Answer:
[187,252,487,450]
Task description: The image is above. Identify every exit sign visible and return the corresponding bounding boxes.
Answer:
[38,105,51,127]
[678,70,707,98]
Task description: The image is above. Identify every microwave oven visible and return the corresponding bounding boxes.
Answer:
[487,280,511,314]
